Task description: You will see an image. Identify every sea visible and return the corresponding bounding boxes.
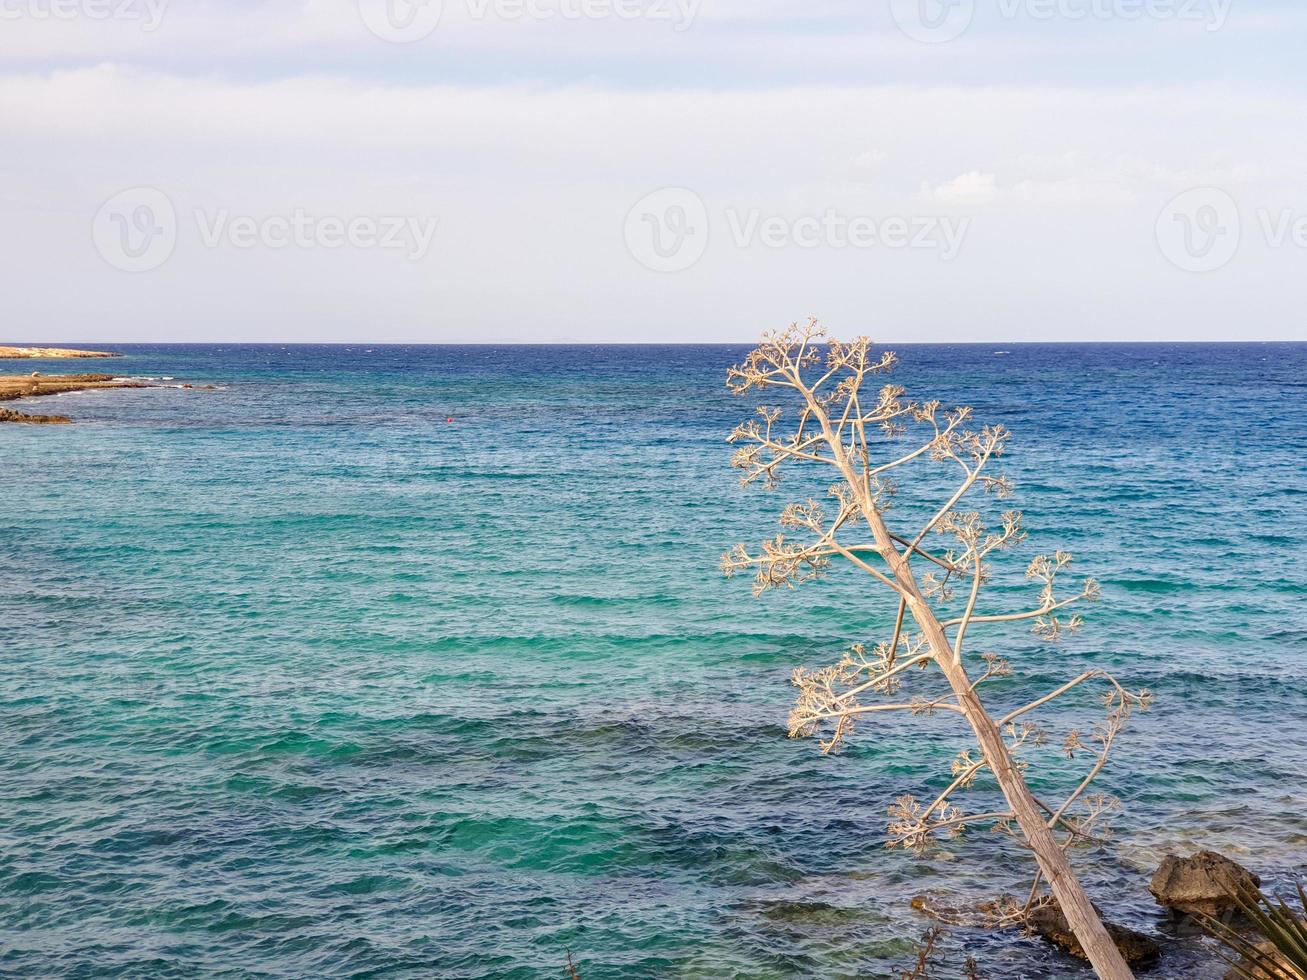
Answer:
[2,342,1305,979]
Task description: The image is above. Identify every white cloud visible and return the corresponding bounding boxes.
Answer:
[921,171,998,205]
[6,0,1304,91]
[1,66,1305,341]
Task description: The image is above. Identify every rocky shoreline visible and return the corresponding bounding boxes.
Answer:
[911,849,1282,977]
[0,346,120,359]
[0,373,149,423]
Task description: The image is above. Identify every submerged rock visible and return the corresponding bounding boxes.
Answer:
[1150,851,1261,918]
[1026,900,1161,967]
[910,893,1161,967]
[756,900,868,925]
[910,892,1011,927]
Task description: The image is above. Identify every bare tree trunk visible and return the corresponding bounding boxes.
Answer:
[947,673,1134,980]
[863,510,1134,980]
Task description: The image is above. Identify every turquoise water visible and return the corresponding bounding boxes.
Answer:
[2,343,1305,978]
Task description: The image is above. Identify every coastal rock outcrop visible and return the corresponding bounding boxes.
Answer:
[0,373,150,422]
[0,346,119,359]
[1027,900,1161,967]
[1150,851,1261,918]
[0,408,71,423]
[910,892,1160,967]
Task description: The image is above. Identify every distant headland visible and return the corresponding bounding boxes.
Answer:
[0,346,120,359]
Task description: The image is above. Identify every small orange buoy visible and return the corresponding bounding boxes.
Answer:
[447,417,454,423]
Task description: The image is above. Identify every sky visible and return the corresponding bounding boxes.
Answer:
[2,0,1306,342]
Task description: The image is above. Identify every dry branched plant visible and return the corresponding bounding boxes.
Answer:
[901,926,943,980]
[722,320,1152,980]
[899,926,985,980]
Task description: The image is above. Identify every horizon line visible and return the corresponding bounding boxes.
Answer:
[7,339,1306,348]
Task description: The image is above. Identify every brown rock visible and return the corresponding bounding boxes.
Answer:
[0,373,149,424]
[1150,851,1261,918]
[1027,901,1161,967]
[910,892,1162,967]
[0,373,134,401]
[0,408,71,423]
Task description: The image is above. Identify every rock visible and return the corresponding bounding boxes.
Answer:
[0,408,71,423]
[1223,939,1294,980]
[1150,851,1261,918]
[909,892,1161,967]
[0,373,126,402]
[0,373,150,423]
[0,346,119,359]
[756,900,867,925]
[1027,900,1161,967]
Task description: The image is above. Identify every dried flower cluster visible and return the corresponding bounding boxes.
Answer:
[722,320,1152,979]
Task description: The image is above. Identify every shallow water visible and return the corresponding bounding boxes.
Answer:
[2,342,1305,978]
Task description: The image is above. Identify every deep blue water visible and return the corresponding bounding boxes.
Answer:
[2,342,1305,979]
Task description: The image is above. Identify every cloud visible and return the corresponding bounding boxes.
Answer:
[922,172,998,205]
[4,0,1306,89]
[1,65,1306,341]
